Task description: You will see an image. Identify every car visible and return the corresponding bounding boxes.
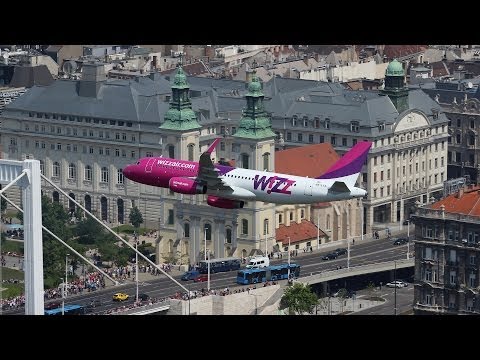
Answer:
[44,301,62,310]
[333,248,347,256]
[393,237,408,245]
[322,253,338,260]
[112,292,129,301]
[332,288,355,298]
[194,274,208,282]
[138,293,150,302]
[386,281,407,288]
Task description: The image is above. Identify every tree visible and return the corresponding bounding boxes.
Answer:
[1,195,7,213]
[129,206,143,229]
[162,250,188,265]
[280,282,318,315]
[75,217,104,245]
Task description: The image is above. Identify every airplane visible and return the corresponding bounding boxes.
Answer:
[122,139,372,209]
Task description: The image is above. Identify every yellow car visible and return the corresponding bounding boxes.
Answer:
[112,292,129,302]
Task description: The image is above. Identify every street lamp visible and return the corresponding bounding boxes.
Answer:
[317,210,320,250]
[205,227,210,292]
[60,277,65,315]
[287,236,291,281]
[347,238,350,269]
[394,260,397,315]
[65,253,70,300]
[407,220,410,260]
[135,239,139,304]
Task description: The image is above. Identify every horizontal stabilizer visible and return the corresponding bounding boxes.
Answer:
[329,181,350,193]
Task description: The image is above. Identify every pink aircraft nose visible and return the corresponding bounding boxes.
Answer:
[122,165,133,179]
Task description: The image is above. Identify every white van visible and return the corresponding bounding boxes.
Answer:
[246,256,270,269]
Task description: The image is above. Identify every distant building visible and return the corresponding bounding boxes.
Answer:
[412,185,480,314]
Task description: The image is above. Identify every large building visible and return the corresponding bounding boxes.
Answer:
[267,60,450,233]
[412,185,480,314]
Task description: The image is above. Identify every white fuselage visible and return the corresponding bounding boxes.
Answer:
[208,168,366,204]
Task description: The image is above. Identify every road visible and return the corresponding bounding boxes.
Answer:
[351,284,414,315]
[3,233,413,315]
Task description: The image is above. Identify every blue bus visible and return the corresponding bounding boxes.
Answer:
[198,257,241,274]
[44,304,86,315]
[236,263,301,285]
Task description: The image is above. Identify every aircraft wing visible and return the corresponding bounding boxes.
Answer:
[329,181,350,193]
[197,138,233,191]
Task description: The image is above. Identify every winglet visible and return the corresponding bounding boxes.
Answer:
[317,141,372,180]
[205,138,221,155]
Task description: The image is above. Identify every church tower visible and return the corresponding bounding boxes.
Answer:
[381,59,409,114]
[233,73,276,257]
[159,66,201,161]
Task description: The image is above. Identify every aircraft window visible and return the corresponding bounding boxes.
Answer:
[136,161,140,165]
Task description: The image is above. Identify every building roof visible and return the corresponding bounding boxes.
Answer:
[9,65,54,88]
[160,61,210,77]
[383,45,428,59]
[275,143,339,178]
[429,186,480,216]
[386,59,404,76]
[276,219,326,246]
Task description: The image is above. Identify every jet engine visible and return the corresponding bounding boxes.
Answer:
[207,195,244,209]
[169,177,207,195]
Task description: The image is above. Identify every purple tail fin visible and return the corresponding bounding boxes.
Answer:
[317,141,372,179]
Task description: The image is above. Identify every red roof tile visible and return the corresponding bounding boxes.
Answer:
[275,143,340,178]
[383,45,428,59]
[276,220,326,245]
[430,186,480,216]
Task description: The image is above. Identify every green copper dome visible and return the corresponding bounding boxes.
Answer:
[172,66,189,89]
[386,59,404,77]
[247,74,263,97]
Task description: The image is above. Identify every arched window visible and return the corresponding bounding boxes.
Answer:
[326,214,331,230]
[68,163,76,179]
[204,223,212,241]
[241,153,249,169]
[226,228,232,244]
[264,219,269,235]
[39,160,44,175]
[101,167,109,183]
[52,161,60,178]
[117,169,124,184]
[100,196,108,221]
[262,153,270,171]
[168,145,175,158]
[117,198,124,224]
[168,239,174,253]
[68,193,75,215]
[187,143,195,162]
[84,195,91,213]
[84,165,92,181]
[242,219,248,235]
[184,223,190,238]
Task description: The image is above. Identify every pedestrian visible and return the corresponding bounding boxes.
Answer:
[352,239,355,245]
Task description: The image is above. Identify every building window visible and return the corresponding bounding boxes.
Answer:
[184,223,190,238]
[39,160,44,175]
[226,228,232,243]
[241,153,249,169]
[263,219,269,235]
[279,214,283,224]
[303,116,308,127]
[350,121,359,132]
[242,219,248,235]
[117,169,124,184]
[84,165,92,181]
[203,222,211,240]
[378,122,385,131]
[168,209,174,225]
[168,145,175,158]
[331,136,336,145]
[309,134,314,143]
[291,116,297,127]
[298,133,303,142]
[325,119,330,129]
[52,162,60,178]
[320,135,324,143]
[68,163,76,179]
[101,167,109,183]
[263,153,270,171]
[342,138,347,146]
[450,271,456,285]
